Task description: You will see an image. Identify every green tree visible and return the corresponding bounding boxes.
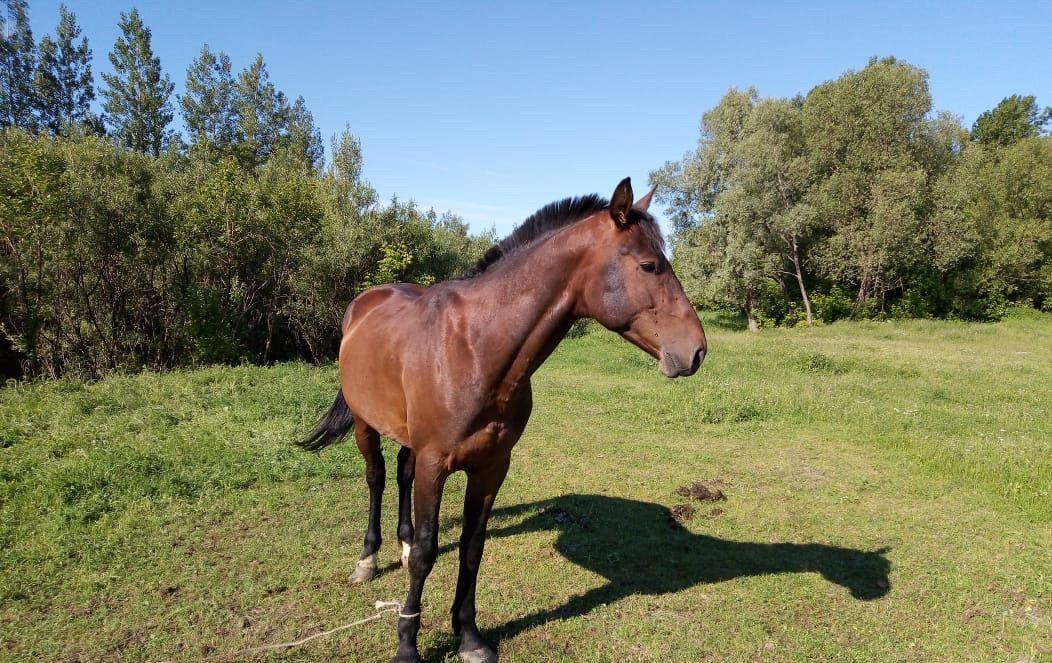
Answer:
[652,88,756,233]
[233,54,322,170]
[101,8,174,155]
[32,4,96,134]
[802,57,940,307]
[0,0,36,130]
[674,212,771,331]
[327,125,376,212]
[179,44,238,150]
[729,98,819,324]
[288,95,322,169]
[932,137,1052,315]
[234,54,287,167]
[653,89,820,326]
[653,88,777,329]
[0,129,179,376]
[972,94,1051,147]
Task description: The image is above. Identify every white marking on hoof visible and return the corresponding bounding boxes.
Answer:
[401,541,412,568]
[458,647,497,663]
[349,553,378,584]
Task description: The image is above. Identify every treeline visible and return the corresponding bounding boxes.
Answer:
[653,57,1052,329]
[0,2,490,378]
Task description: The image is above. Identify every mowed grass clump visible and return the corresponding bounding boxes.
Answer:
[1,311,1049,661]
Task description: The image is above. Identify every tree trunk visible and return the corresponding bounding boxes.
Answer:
[263,308,276,364]
[790,237,814,326]
[745,292,760,332]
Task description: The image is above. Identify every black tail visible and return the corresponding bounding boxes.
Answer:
[297,389,356,452]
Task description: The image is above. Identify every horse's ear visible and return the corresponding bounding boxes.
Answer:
[610,177,633,228]
[634,184,657,212]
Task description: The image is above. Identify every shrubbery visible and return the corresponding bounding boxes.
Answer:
[0,127,490,378]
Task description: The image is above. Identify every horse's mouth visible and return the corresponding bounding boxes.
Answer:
[661,348,705,378]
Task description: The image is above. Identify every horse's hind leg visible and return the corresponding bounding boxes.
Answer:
[350,417,384,583]
[396,445,415,568]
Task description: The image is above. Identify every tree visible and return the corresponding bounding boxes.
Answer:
[727,98,819,324]
[232,54,323,170]
[802,57,938,307]
[180,44,238,150]
[0,0,36,130]
[234,53,287,167]
[652,88,766,327]
[327,125,376,213]
[972,94,1051,147]
[101,8,174,155]
[653,89,820,327]
[33,4,96,134]
[288,95,323,169]
[652,88,756,232]
[932,137,1052,315]
[675,212,772,331]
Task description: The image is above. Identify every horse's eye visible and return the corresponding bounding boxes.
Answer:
[640,262,657,273]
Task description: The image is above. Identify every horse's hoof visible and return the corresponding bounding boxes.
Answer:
[401,541,411,568]
[349,554,377,584]
[458,645,498,663]
[389,652,422,663]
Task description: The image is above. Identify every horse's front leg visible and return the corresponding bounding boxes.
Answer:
[451,455,510,663]
[391,454,448,663]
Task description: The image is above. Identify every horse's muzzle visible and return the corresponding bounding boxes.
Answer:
[660,345,706,378]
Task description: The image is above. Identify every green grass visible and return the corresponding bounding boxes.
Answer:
[1,311,1050,662]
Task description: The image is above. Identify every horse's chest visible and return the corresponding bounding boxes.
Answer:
[452,419,518,468]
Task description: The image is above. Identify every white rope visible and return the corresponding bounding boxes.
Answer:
[153,600,410,663]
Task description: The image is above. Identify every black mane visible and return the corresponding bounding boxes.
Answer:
[462,194,610,278]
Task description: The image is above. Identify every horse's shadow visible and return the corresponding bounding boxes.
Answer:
[430,493,890,655]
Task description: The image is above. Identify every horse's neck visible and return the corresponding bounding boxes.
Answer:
[469,230,587,404]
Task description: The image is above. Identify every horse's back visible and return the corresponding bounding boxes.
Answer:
[341,282,427,335]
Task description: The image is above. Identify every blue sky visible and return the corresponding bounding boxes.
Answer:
[26,0,1052,234]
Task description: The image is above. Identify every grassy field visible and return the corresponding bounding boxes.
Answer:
[1,311,1050,662]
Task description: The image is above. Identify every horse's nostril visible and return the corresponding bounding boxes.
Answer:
[691,348,706,372]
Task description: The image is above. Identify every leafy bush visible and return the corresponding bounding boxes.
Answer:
[0,128,491,378]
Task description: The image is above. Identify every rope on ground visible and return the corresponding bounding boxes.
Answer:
[153,600,406,663]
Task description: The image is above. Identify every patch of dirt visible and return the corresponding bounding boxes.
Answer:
[111,629,147,654]
[669,504,695,525]
[963,605,989,621]
[1004,588,1047,626]
[702,507,725,519]
[676,479,728,502]
[264,584,287,597]
[160,584,179,598]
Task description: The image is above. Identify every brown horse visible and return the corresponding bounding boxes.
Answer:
[298,177,707,663]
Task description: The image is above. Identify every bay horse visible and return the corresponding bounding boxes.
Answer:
[297,177,707,663]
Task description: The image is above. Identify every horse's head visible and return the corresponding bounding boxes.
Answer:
[577,177,707,377]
